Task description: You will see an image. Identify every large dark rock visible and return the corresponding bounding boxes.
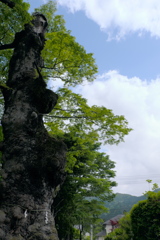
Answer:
[0,13,66,239]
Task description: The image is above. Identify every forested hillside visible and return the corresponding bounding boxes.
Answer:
[101,193,146,220]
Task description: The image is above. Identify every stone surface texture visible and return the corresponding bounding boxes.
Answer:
[0,13,66,240]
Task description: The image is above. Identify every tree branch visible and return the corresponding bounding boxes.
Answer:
[0,43,15,50]
[44,115,87,119]
[53,107,82,113]
[0,30,23,50]
[0,0,15,8]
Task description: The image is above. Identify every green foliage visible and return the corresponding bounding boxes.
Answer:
[47,88,132,145]
[53,128,116,239]
[42,32,97,85]
[152,183,159,191]
[130,191,160,240]
[143,180,159,195]
[119,213,133,240]
[146,179,152,184]
[36,1,98,86]
[0,0,31,81]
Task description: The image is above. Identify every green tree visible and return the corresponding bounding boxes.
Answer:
[130,191,160,240]
[34,1,132,145]
[34,0,97,87]
[146,179,152,191]
[144,180,159,195]
[0,0,31,81]
[53,127,116,239]
[152,183,159,191]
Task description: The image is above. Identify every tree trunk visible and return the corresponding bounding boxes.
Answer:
[0,13,66,240]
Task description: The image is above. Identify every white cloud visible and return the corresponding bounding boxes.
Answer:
[75,71,160,196]
[48,78,64,91]
[57,0,160,40]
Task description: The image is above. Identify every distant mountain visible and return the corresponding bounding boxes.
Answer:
[101,192,147,221]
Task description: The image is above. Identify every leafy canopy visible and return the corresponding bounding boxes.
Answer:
[0,0,31,81]
[47,88,131,147]
[53,127,117,239]
[35,1,97,86]
[130,191,160,240]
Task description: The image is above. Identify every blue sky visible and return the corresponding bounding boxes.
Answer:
[26,0,160,196]
[56,8,160,81]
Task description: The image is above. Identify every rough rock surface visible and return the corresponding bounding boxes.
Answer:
[0,13,66,240]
